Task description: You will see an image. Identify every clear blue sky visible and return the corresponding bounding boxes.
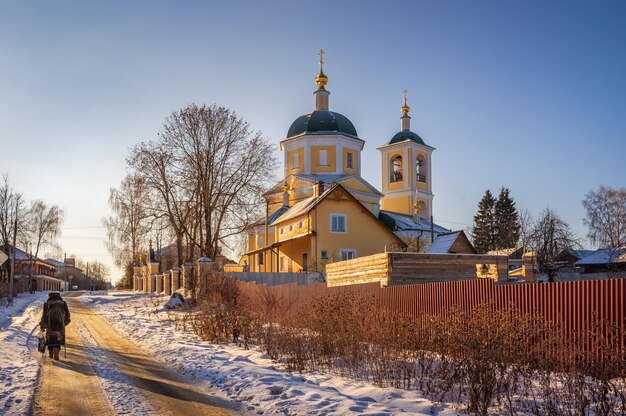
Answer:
[1,1,625,280]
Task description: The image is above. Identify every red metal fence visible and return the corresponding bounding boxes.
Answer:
[236,277,626,361]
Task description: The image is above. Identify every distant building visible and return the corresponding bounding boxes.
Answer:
[574,247,626,274]
[427,231,476,255]
[0,245,63,292]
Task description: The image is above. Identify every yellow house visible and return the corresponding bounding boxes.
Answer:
[246,183,404,272]
[242,51,451,272]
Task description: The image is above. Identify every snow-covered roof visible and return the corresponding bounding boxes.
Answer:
[569,249,596,260]
[575,248,626,265]
[427,231,462,254]
[378,210,450,234]
[271,192,329,225]
[1,246,30,260]
[45,258,66,267]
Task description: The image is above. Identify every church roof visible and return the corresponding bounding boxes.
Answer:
[287,110,358,138]
[378,210,449,233]
[389,130,425,145]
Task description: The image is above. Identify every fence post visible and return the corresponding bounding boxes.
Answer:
[163,271,171,296]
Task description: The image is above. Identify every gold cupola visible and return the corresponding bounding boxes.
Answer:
[315,49,328,90]
[314,49,330,110]
[401,89,411,131]
[401,89,410,116]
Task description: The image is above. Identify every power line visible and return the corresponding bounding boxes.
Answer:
[59,235,106,241]
[60,226,106,230]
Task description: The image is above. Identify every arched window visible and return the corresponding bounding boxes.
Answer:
[391,156,403,182]
[416,155,426,183]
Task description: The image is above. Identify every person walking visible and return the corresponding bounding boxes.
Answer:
[39,292,71,360]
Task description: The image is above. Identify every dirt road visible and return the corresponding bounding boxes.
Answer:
[33,293,237,415]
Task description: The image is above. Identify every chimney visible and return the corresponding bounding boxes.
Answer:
[314,181,325,198]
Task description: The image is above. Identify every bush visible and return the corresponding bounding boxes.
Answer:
[183,276,626,415]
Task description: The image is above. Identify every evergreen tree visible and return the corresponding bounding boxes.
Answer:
[494,187,520,249]
[472,190,496,253]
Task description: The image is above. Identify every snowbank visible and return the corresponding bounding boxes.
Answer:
[0,292,48,415]
[82,291,460,415]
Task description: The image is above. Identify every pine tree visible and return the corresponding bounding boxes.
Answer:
[472,190,496,253]
[494,187,520,250]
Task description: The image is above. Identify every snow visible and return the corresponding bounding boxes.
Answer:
[575,247,626,265]
[427,232,461,254]
[81,291,460,416]
[0,291,48,415]
[73,317,155,415]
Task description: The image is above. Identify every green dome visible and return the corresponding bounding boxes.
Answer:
[287,110,357,138]
[390,130,425,145]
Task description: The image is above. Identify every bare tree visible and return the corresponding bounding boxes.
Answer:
[128,104,276,265]
[517,208,534,252]
[582,186,626,249]
[0,175,28,300]
[529,207,579,282]
[103,174,151,287]
[22,200,64,293]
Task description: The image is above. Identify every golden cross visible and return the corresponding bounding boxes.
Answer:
[319,49,325,66]
[403,89,408,106]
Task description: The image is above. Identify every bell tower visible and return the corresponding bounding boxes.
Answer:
[378,90,434,219]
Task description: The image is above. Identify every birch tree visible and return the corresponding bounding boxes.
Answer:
[22,200,64,292]
[582,186,626,249]
[103,174,151,286]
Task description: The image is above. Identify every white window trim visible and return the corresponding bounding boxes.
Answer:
[329,213,347,234]
[346,152,353,169]
[340,248,357,261]
[320,250,329,259]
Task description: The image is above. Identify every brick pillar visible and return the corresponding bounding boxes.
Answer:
[156,273,163,293]
[182,262,196,298]
[171,268,180,293]
[196,257,215,298]
[163,271,171,295]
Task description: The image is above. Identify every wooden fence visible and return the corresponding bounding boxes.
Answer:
[235,277,626,361]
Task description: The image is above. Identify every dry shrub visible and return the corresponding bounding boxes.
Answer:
[182,276,626,416]
[190,274,256,345]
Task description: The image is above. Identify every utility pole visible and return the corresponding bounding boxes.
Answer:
[8,202,18,302]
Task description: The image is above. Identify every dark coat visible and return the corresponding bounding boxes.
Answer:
[40,292,71,346]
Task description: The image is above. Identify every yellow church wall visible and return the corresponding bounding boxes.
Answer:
[286,148,305,175]
[311,190,400,265]
[342,148,358,175]
[275,214,309,241]
[417,181,427,190]
[381,195,412,215]
[311,146,336,173]
[277,235,311,272]
[407,148,412,184]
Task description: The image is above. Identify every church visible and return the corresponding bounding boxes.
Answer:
[243,52,452,273]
